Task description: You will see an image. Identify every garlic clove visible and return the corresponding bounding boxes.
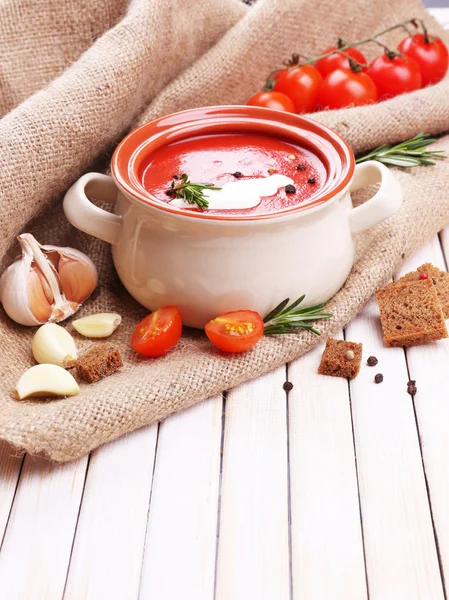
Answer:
[32,323,78,368]
[0,249,42,326]
[14,364,80,400]
[28,268,53,323]
[72,312,122,338]
[43,246,98,304]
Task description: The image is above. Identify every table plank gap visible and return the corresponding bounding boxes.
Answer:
[139,396,223,600]
[346,276,445,600]
[0,454,88,600]
[0,446,24,552]
[64,425,158,600]
[285,364,293,600]
[213,392,227,600]
[288,331,367,600]
[215,367,290,600]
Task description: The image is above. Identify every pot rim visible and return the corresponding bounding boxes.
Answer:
[111,105,355,222]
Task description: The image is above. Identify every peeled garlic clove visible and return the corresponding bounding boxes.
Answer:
[72,313,122,338]
[32,323,78,368]
[14,364,80,400]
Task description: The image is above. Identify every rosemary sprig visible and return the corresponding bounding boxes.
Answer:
[355,133,446,168]
[166,173,221,211]
[263,295,332,335]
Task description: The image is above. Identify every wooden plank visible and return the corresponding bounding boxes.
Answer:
[139,396,223,600]
[64,424,158,600]
[402,234,449,587]
[0,454,88,600]
[215,367,290,600]
[0,443,23,548]
[346,286,444,599]
[288,333,368,600]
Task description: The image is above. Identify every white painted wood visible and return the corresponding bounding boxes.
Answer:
[0,443,23,547]
[64,424,158,600]
[0,454,88,600]
[288,332,367,600]
[139,396,223,600]
[399,235,449,585]
[346,293,444,600]
[215,367,290,600]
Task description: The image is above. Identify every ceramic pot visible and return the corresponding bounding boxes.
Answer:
[63,106,403,328]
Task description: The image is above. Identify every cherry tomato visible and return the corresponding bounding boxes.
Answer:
[398,33,448,87]
[317,68,377,110]
[273,65,323,113]
[368,53,422,101]
[131,306,182,357]
[247,90,295,113]
[205,310,264,353]
[315,46,368,77]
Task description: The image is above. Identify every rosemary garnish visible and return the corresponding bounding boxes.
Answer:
[166,173,221,211]
[355,133,446,168]
[263,296,332,335]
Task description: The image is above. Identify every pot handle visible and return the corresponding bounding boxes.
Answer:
[348,161,403,236]
[63,173,122,245]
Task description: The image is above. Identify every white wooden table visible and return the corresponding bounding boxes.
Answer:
[0,9,448,599]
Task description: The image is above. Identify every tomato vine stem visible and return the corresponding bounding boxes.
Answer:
[264,17,421,88]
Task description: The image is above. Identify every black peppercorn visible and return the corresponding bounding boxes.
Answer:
[367,356,378,367]
[374,373,384,384]
[283,381,294,392]
[165,188,175,197]
[407,380,417,396]
[296,163,306,171]
[307,177,316,184]
[233,171,243,178]
[285,184,296,194]
[172,173,181,180]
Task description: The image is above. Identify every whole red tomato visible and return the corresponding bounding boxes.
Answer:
[368,53,422,101]
[317,68,377,110]
[315,45,368,77]
[398,33,448,87]
[273,65,323,113]
[247,90,295,113]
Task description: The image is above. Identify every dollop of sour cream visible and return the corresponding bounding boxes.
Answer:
[169,174,294,211]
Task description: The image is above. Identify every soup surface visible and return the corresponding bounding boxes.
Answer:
[141,133,327,216]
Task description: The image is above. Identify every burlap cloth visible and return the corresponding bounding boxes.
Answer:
[0,0,448,462]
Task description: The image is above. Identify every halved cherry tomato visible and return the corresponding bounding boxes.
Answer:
[131,306,182,357]
[315,46,368,77]
[317,68,377,110]
[247,90,295,113]
[368,53,422,101]
[398,33,448,87]
[273,65,323,113]
[205,310,264,353]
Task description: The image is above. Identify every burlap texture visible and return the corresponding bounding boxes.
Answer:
[0,0,448,462]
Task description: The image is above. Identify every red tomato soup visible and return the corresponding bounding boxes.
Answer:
[141,133,326,216]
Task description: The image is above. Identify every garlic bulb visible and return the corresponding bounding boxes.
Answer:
[32,323,78,368]
[72,312,122,338]
[14,364,80,400]
[0,234,98,326]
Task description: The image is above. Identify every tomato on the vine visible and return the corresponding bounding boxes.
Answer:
[205,310,264,353]
[131,306,182,357]
[317,68,377,110]
[398,33,448,87]
[315,46,368,77]
[368,53,422,101]
[247,90,295,112]
[273,65,323,113]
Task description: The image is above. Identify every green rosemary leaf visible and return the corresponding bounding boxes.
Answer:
[356,133,446,168]
[263,298,290,323]
[263,295,332,336]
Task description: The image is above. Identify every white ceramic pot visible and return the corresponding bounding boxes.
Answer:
[63,106,403,328]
